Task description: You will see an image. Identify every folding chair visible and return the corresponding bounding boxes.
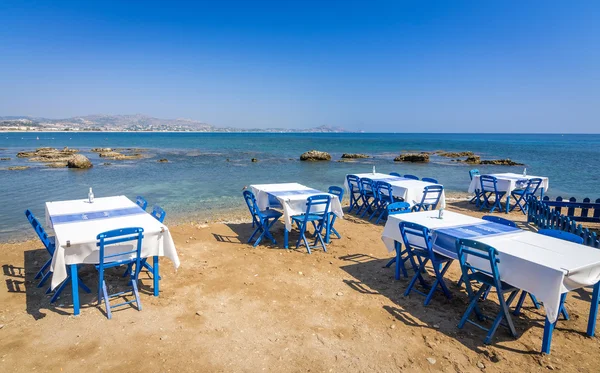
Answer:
[422,177,438,184]
[369,181,394,224]
[136,196,148,210]
[242,190,283,247]
[291,195,331,254]
[403,174,419,180]
[513,229,583,318]
[469,169,481,206]
[400,221,453,305]
[481,215,516,227]
[389,172,402,177]
[384,202,412,279]
[322,186,344,241]
[123,205,166,281]
[346,175,362,213]
[96,227,144,319]
[25,210,90,300]
[456,238,520,344]
[357,178,376,218]
[479,175,506,213]
[412,185,444,212]
[510,178,542,214]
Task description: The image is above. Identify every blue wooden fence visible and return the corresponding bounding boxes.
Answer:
[527,196,600,248]
[541,196,600,223]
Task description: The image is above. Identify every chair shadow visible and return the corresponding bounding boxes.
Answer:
[339,254,543,355]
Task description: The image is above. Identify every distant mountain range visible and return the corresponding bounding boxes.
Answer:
[0,114,349,133]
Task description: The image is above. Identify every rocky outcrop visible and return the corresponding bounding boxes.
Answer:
[98,150,143,160]
[300,150,331,161]
[480,159,524,166]
[17,147,79,162]
[463,155,481,164]
[0,157,10,161]
[394,153,430,162]
[7,166,29,171]
[437,151,474,158]
[67,154,93,169]
[251,158,258,162]
[91,147,112,153]
[47,162,67,168]
[158,158,169,163]
[341,153,370,159]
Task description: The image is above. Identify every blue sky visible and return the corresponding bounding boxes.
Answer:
[0,1,598,132]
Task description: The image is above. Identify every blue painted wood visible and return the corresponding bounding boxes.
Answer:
[587,281,600,337]
[243,190,282,247]
[541,196,600,223]
[153,256,159,297]
[291,195,331,254]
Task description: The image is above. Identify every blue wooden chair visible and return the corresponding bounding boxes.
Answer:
[403,174,419,180]
[25,210,90,301]
[412,185,444,212]
[389,172,402,177]
[136,196,148,210]
[456,238,520,344]
[357,178,376,218]
[95,227,144,319]
[481,215,517,227]
[469,169,482,206]
[346,175,362,213]
[422,177,438,184]
[243,190,283,247]
[479,175,506,213]
[150,205,166,222]
[291,195,331,254]
[323,186,344,241]
[124,204,167,280]
[384,202,413,279]
[513,229,583,319]
[400,221,453,305]
[369,181,394,224]
[510,178,542,214]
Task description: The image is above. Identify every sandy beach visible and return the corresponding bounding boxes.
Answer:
[1,200,599,373]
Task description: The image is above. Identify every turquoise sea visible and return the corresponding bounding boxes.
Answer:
[1,132,599,242]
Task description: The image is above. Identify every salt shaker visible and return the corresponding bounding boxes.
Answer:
[438,208,444,219]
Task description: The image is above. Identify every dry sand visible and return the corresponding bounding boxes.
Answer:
[1,200,599,372]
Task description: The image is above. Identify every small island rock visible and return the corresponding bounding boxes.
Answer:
[67,154,93,169]
[251,158,258,162]
[394,153,430,162]
[341,153,370,159]
[8,166,29,171]
[300,150,331,161]
[437,151,474,158]
[158,158,169,163]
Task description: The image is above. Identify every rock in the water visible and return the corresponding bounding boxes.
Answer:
[341,153,369,159]
[480,158,524,166]
[437,151,474,158]
[17,147,80,162]
[99,150,143,160]
[103,162,112,166]
[158,158,169,163]
[300,150,331,161]
[251,158,258,162]
[47,162,67,168]
[67,154,93,169]
[0,157,10,161]
[464,155,481,164]
[91,147,112,153]
[7,166,29,170]
[394,153,430,162]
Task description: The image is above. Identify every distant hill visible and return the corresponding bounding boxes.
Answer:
[0,114,349,133]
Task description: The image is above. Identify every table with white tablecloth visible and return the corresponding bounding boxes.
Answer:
[345,173,446,209]
[250,183,344,248]
[46,195,180,315]
[381,210,600,353]
[468,173,549,213]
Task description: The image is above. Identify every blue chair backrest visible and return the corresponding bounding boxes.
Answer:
[404,174,419,180]
[359,178,375,194]
[346,175,361,194]
[523,178,543,195]
[456,238,501,283]
[328,186,344,201]
[419,185,444,209]
[136,196,148,210]
[25,209,54,255]
[399,221,432,257]
[482,215,517,228]
[422,177,438,184]
[480,175,499,193]
[387,202,411,215]
[151,205,166,223]
[304,194,331,218]
[96,227,144,267]
[538,229,583,244]
[389,172,401,177]
[243,190,264,224]
[375,181,394,203]
[469,169,480,180]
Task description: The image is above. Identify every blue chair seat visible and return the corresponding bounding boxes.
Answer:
[292,213,324,222]
[262,209,284,219]
[470,271,517,291]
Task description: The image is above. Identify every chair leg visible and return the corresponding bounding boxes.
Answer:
[101,280,112,319]
[404,258,428,297]
[458,285,488,329]
[485,290,519,344]
[38,269,52,288]
[35,259,52,281]
[131,279,142,311]
[424,261,453,306]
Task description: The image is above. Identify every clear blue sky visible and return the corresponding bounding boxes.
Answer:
[0,1,598,132]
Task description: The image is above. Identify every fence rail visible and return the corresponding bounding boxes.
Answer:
[541,196,600,223]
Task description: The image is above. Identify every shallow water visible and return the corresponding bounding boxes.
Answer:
[1,132,599,242]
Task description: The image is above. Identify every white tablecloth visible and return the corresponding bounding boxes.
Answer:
[381,210,600,323]
[468,173,549,195]
[250,183,344,231]
[345,173,446,209]
[45,196,180,290]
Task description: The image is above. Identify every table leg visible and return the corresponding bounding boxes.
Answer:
[70,264,80,316]
[540,187,545,199]
[153,256,159,297]
[505,195,510,214]
[284,228,289,249]
[587,281,600,337]
[541,316,555,354]
[394,244,401,280]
